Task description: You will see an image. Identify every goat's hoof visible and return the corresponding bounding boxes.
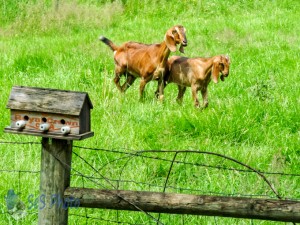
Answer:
[159,95,164,101]
[198,105,208,110]
[176,100,183,105]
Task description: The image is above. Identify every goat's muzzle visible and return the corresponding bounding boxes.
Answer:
[179,40,187,53]
[181,40,188,47]
[220,72,229,81]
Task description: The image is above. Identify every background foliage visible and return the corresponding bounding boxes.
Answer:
[0,0,299,224]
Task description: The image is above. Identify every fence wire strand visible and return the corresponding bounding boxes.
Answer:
[1,140,300,225]
[73,145,300,177]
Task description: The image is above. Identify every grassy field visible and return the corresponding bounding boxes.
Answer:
[0,0,299,224]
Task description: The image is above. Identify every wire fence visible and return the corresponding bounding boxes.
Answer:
[1,141,299,224]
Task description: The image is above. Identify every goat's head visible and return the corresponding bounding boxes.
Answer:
[212,55,231,84]
[165,25,187,53]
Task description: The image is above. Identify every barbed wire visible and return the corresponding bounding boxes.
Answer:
[0,169,287,200]
[1,141,299,178]
[70,174,273,198]
[0,141,40,145]
[73,145,300,177]
[41,139,165,225]
[1,140,300,225]
[0,169,39,173]
[0,140,163,224]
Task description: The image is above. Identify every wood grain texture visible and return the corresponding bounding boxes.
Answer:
[65,187,300,222]
[6,86,93,116]
[38,138,72,225]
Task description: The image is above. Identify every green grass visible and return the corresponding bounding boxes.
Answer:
[0,0,299,224]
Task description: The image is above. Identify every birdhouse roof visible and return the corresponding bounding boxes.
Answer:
[6,86,93,116]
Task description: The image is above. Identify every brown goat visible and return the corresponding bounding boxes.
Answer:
[99,25,187,100]
[164,55,230,108]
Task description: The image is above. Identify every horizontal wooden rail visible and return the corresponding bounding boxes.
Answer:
[65,187,300,222]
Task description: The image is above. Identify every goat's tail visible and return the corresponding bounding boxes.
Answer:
[99,36,118,51]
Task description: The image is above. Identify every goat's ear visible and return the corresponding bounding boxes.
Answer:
[165,30,177,52]
[212,60,220,84]
[225,55,231,64]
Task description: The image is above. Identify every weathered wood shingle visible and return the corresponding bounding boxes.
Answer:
[6,86,93,116]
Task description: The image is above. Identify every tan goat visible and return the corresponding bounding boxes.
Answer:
[164,55,230,108]
[99,25,187,100]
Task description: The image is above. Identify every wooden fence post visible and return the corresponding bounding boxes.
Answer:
[38,138,72,225]
[4,86,94,224]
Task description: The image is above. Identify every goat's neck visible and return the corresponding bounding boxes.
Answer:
[152,41,171,79]
[203,56,217,78]
[157,41,171,66]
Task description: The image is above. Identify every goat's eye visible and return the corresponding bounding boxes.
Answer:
[172,30,177,35]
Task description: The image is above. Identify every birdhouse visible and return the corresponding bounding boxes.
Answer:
[4,86,94,140]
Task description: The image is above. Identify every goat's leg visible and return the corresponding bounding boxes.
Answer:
[121,75,136,92]
[156,79,165,100]
[176,85,186,104]
[191,85,200,108]
[114,75,123,92]
[155,77,168,99]
[114,67,125,92]
[201,88,209,108]
[139,76,152,101]
[155,74,168,99]
[154,83,160,99]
